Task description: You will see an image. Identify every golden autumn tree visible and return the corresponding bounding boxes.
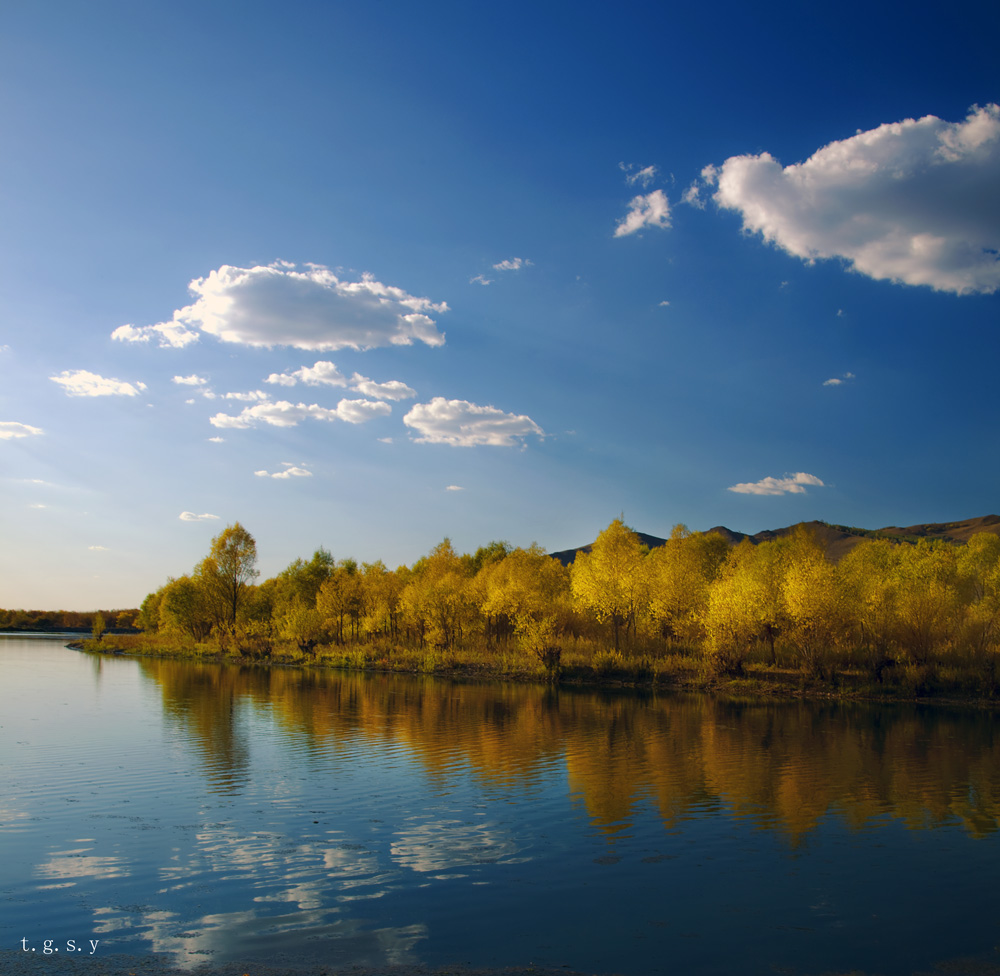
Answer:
[836,538,902,681]
[781,527,843,675]
[474,545,571,662]
[570,518,648,651]
[647,525,729,645]
[701,538,787,673]
[400,539,473,648]
[195,522,260,638]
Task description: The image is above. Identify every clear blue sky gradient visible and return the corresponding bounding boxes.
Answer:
[2,0,998,609]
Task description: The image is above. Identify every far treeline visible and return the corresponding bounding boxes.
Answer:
[111,517,1000,698]
[0,608,138,634]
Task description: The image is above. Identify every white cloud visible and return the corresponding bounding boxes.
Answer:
[445,485,464,491]
[210,398,390,429]
[50,370,146,397]
[172,374,208,386]
[349,374,416,401]
[223,390,269,402]
[112,321,199,348]
[88,545,109,552]
[705,103,1000,294]
[626,164,658,187]
[492,257,533,271]
[658,300,671,307]
[681,182,705,209]
[727,472,826,496]
[264,363,413,401]
[469,274,493,286]
[179,512,220,521]
[823,372,856,387]
[614,190,671,237]
[115,263,448,350]
[0,421,44,439]
[265,360,347,387]
[208,436,224,443]
[378,437,393,444]
[404,397,544,447]
[254,464,312,480]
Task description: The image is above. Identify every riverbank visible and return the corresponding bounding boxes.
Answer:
[72,634,1000,708]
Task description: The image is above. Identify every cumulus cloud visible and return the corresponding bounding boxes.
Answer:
[445,485,464,491]
[179,512,220,521]
[254,464,312,479]
[403,397,544,447]
[114,263,448,350]
[728,472,826,496]
[492,257,533,271]
[614,190,671,237]
[469,274,493,286]
[823,372,856,387]
[0,421,44,439]
[348,374,416,401]
[172,374,208,386]
[265,362,415,401]
[50,370,146,397]
[704,103,1000,294]
[210,398,390,429]
[265,360,347,387]
[208,436,224,443]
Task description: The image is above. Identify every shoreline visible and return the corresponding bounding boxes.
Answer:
[67,638,1000,710]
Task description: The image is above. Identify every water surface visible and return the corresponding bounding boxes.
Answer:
[3,636,1000,975]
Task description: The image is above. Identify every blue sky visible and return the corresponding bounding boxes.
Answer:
[2,0,998,610]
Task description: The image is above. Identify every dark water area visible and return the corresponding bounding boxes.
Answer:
[3,636,1000,975]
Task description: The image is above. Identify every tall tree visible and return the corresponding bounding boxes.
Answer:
[196,522,259,635]
[570,518,648,651]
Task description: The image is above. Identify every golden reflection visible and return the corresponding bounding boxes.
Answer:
[139,660,1000,841]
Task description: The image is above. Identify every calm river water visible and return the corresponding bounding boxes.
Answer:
[3,635,1000,976]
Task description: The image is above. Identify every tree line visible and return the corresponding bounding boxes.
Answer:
[130,518,1000,692]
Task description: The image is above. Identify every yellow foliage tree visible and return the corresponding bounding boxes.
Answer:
[570,518,648,651]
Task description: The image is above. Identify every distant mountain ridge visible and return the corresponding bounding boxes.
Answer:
[548,514,1000,566]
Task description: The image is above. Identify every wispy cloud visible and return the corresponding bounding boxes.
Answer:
[823,372,856,387]
[50,370,146,397]
[404,397,544,447]
[172,374,209,387]
[210,398,390,429]
[614,190,671,237]
[703,103,1000,294]
[114,262,448,350]
[469,274,493,286]
[179,512,220,521]
[0,421,44,439]
[619,162,658,188]
[492,257,533,272]
[728,472,826,496]
[254,464,312,479]
[88,545,110,552]
[445,485,464,491]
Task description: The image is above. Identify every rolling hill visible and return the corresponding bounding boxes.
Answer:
[548,514,1000,566]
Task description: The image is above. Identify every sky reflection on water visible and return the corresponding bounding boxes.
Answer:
[3,636,1000,975]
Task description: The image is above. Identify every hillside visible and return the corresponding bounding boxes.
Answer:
[548,514,1000,565]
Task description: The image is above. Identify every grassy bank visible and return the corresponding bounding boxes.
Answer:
[75,633,1000,707]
